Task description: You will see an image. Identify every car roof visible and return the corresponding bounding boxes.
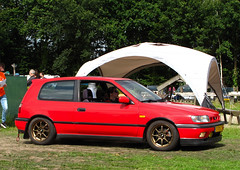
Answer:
[32,76,131,83]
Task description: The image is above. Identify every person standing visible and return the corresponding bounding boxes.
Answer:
[27,69,36,88]
[39,72,46,79]
[0,63,8,128]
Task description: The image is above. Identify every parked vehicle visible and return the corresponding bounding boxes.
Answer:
[15,77,224,151]
[174,85,195,100]
[146,85,158,94]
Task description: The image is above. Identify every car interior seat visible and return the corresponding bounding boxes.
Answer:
[82,89,93,102]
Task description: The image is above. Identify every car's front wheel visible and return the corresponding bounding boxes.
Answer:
[28,117,56,145]
[146,120,179,151]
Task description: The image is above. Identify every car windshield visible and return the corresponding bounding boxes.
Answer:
[116,80,163,102]
[176,85,193,92]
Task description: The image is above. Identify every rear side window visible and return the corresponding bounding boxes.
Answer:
[39,81,75,101]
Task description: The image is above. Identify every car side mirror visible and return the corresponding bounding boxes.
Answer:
[119,96,130,104]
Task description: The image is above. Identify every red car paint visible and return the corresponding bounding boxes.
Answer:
[15,77,224,150]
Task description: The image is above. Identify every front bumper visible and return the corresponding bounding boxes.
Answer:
[176,121,224,129]
[180,135,222,146]
[176,121,224,146]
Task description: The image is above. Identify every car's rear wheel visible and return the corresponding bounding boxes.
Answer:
[28,117,56,145]
[146,120,179,151]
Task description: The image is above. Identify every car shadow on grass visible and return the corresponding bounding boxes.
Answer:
[54,138,150,150]
[23,138,225,151]
[180,143,225,151]
[53,138,225,151]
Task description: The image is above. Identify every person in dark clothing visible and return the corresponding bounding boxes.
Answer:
[27,69,37,88]
[108,87,119,103]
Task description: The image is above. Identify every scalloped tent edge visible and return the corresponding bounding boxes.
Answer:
[76,42,224,108]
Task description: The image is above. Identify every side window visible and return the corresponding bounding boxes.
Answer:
[80,81,125,103]
[39,81,75,101]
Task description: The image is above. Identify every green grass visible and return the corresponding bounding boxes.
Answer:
[0,126,240,169]
[213,100,240,110]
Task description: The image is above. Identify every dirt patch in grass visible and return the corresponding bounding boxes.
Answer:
[0,129,154,169]
[0,126,238,155]
[0,126,239,169]
[0,128,150,155]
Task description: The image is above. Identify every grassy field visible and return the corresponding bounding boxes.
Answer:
[213,100,240,110]
[0,126,240,169]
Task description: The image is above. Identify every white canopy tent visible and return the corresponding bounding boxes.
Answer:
[76,42,224,108]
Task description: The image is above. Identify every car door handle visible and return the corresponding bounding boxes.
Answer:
[77,108,86,112]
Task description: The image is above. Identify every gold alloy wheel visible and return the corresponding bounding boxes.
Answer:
[150,124,173,147]
[31,120,50,142]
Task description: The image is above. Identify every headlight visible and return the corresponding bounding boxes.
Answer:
[191,115,210,123]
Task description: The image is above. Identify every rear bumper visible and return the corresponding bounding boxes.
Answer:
[15,118,29,131]
[15,118,29,139]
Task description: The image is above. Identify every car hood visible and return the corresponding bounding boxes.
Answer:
[143,101,219,116]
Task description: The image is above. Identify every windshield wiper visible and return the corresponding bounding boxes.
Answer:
[141,99,165,103]
[141,99,158,102]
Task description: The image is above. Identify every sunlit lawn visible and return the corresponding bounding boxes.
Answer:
[0,126,240,169]
[212,100,240,110]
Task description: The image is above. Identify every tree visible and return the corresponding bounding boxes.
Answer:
[220,0,240,90]
[0,0,27,73]
[19,0,99,76]
[0,0,239,88]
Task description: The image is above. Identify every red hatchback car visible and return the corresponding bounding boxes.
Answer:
[15,77,224,151]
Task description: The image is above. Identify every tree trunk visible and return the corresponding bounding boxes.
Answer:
[219,55,223,86]
[233,55,238,91]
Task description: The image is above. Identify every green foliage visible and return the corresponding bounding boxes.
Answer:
[52,48,73,75]
[0,0,26,72]
[0,0,239,87]
[216,41,233,60]
[129,65,177,86]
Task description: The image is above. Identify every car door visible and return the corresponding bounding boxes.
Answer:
[37,80,79,134]
[73,80,140,137]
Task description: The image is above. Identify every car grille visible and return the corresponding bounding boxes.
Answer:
[209,115,220,122]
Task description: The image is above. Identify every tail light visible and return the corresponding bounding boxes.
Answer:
[18,103,22,114]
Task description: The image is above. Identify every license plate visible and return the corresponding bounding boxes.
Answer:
[215,125,223,132]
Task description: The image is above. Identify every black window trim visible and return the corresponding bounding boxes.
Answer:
[38,80,77,102]
[78,80,131,104]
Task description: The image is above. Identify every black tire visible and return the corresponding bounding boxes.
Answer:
[28,117,56,145]
[146,120,179,151]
